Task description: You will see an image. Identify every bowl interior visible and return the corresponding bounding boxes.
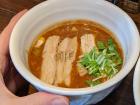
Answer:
[10,0,140,95]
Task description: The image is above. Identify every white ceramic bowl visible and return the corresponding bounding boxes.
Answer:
[10,0,140,104]
[133,57,140,105]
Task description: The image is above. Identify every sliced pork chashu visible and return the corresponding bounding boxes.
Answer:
[81,34,96,53]
[63,37,78,86]
[55,37,78,87]
[55,38,70,85]
[78,34,96,76]
[41,36,60,85]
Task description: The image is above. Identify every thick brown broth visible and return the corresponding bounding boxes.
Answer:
[28,20,123,88]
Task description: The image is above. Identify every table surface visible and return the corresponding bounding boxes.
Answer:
[0,0,140,105]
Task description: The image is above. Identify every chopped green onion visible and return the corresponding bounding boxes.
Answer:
[79,38,123,87]
[97,41,106,50]
[86,80,101,87]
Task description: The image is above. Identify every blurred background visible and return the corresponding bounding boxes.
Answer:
[109,0,140,13]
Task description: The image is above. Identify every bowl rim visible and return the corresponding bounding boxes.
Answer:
[10,0,140,96]
[133,57,140,105]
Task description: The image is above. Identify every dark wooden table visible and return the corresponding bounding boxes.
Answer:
[0,0,139,105]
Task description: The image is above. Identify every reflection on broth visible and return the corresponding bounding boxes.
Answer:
[28,20,123,88]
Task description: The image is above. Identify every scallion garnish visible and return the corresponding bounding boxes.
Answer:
[79,38,123,87]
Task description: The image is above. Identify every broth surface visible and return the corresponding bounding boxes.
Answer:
[28,20,123,88]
